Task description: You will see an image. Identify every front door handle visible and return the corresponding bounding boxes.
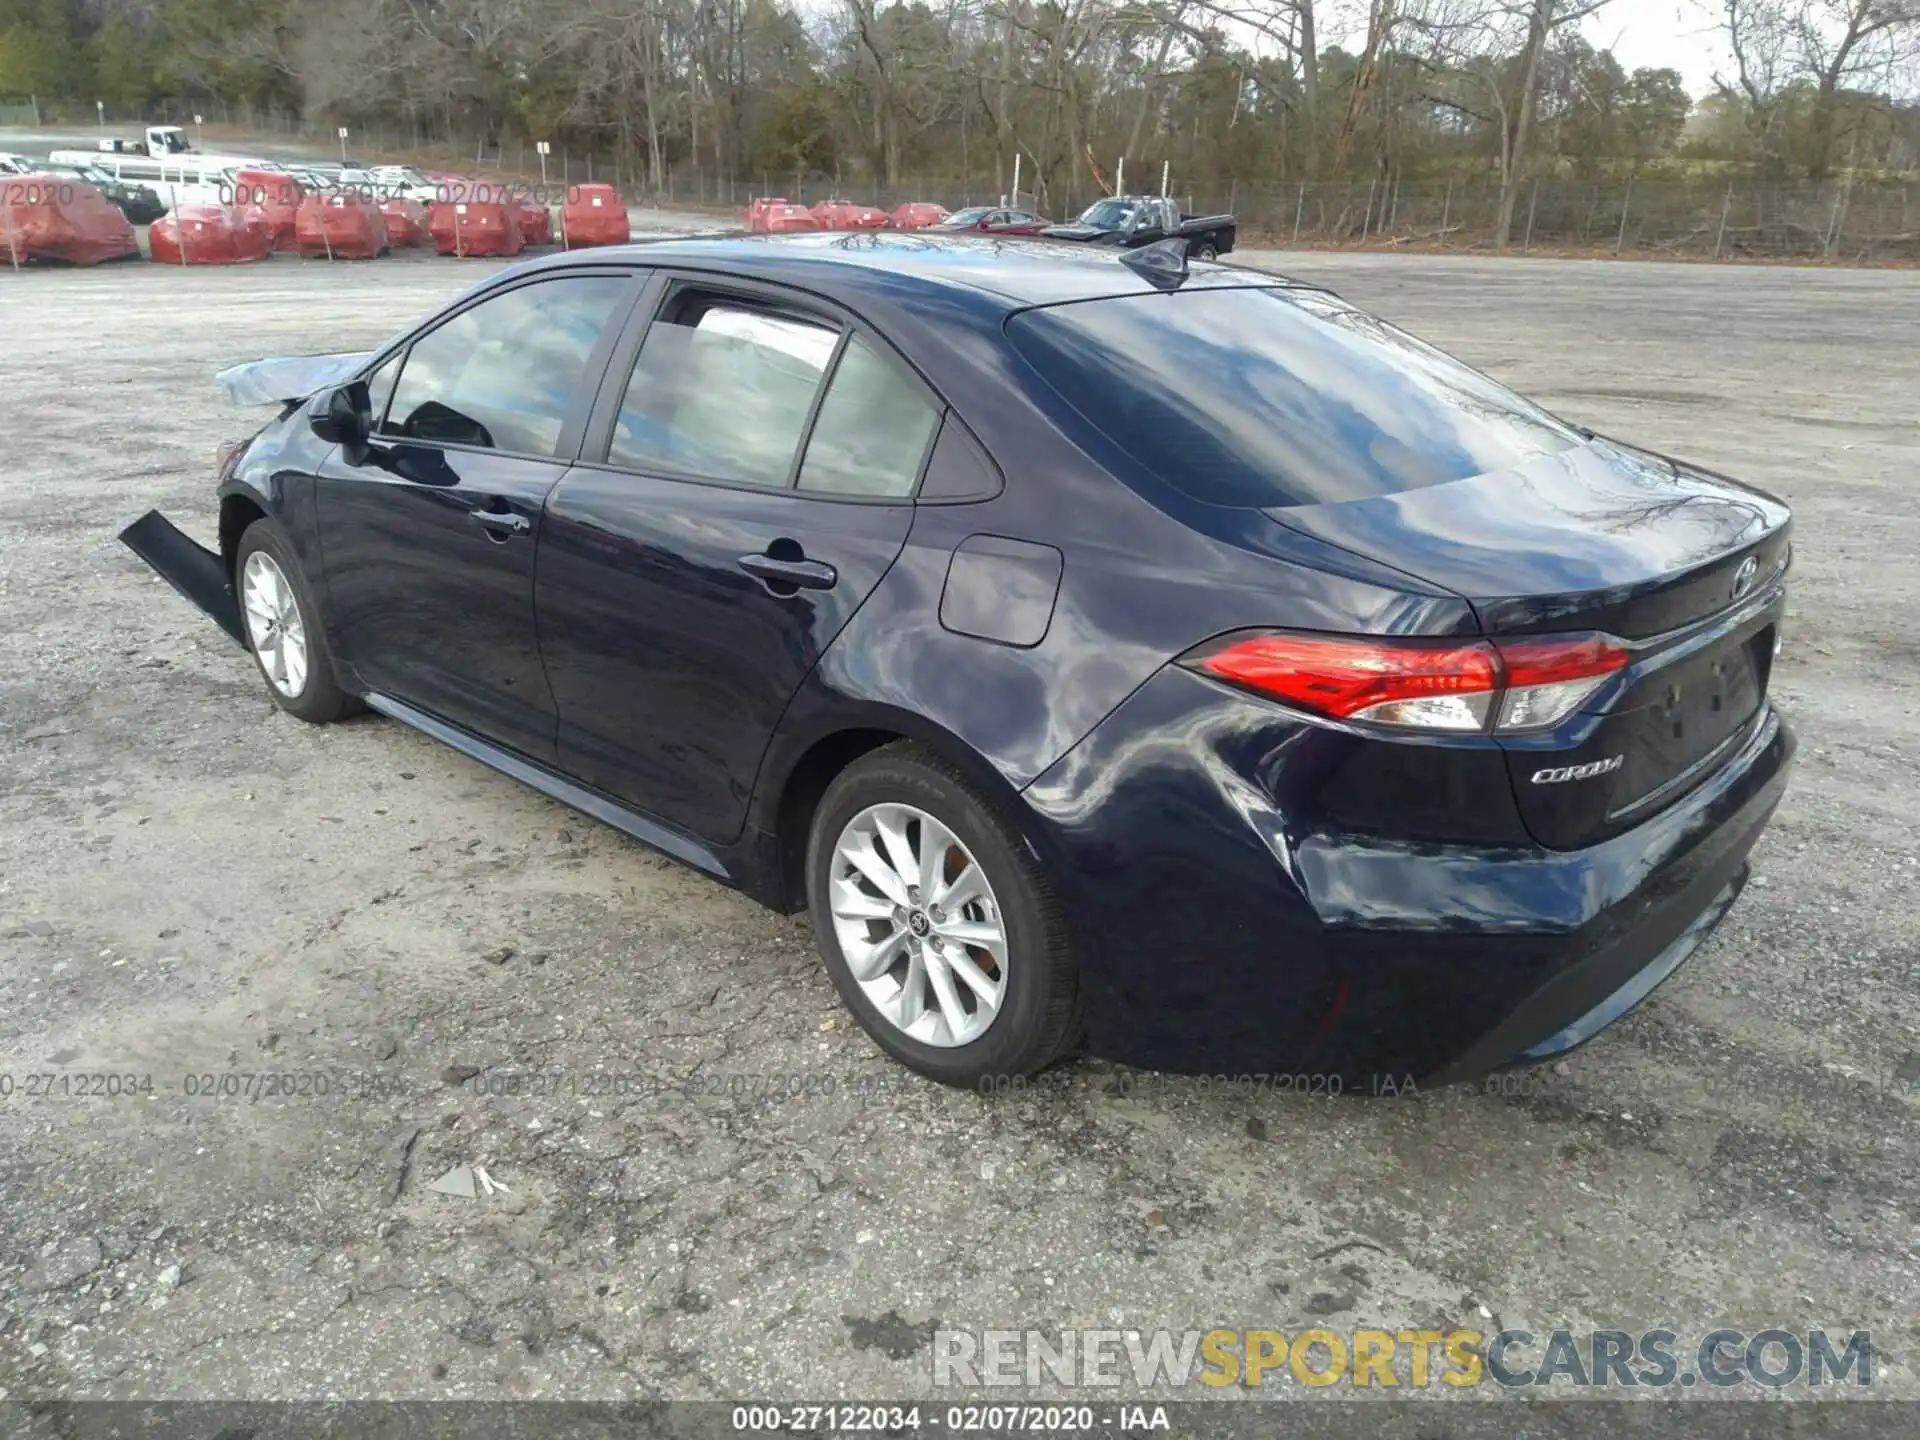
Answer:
[737,552,837,590]
[469,506,531,537]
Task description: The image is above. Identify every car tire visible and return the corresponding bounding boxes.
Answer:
[1192,241,1218,261]
[806,742,1081,1089]
[233,521,360,725]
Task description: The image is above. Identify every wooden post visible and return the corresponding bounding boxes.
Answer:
[1292,181,1305,244]
[1713,183,1733,259]
[1615,180,1632,254]
[1361,175,1377,242]
[1440,178,1453,244]
[1523,179,1539,252]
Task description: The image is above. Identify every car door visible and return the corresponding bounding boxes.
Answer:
[314,269,640,762]
[536,276,939,844]
[1124,201,1171,247]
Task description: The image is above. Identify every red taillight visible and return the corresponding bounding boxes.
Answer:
[1185,631,1631,733]
[1497,636,1631,688]
[1189,633,1501,731]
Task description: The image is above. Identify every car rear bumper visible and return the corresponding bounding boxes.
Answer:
[1021,665,1794,1087]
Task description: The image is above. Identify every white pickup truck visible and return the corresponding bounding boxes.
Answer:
[45,129,286,214]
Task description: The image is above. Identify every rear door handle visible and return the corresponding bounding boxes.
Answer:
[469,506,531,536]
[737,552,837,590]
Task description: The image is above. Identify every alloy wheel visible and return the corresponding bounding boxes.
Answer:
[827,802,1008,1047]
[240,550,309,699]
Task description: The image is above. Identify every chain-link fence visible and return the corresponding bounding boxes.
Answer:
[1209,176,1920,262]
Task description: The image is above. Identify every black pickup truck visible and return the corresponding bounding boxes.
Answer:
[1040,195,1237,259]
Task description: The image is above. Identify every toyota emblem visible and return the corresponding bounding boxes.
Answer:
[1732,555,1760,599]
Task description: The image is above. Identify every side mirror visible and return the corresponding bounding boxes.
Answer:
[308,381,372,465]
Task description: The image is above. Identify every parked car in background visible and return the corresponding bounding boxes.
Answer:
[35,161,166,225]
[366,165,440,204]
[0,151,33,174]
[45,148,285,215]
[121,232,1793,1093]
[929,205,1049,236]
[1041,194,1236,259]
[810,199,891,231]
[890,202,950,230]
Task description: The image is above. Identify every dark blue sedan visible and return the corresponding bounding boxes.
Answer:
[123,233,1794,1090]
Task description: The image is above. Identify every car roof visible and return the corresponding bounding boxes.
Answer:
[517,231,1286,311]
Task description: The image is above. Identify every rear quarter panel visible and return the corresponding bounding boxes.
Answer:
[746,299,1474,833]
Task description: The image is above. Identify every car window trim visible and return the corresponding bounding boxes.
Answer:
[362,266,649,465]
[783,328,854,488]
[577,269,946,506]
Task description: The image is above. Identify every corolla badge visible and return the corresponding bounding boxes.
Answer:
[1532,756,1624,784]
[1732,555,1760,599]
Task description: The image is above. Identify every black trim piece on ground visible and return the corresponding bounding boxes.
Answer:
[118,510,246,648]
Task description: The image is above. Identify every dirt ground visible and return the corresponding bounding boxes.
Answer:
[1,239,1916,1409]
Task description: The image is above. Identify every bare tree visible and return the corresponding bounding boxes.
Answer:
[1794,0,1920,177]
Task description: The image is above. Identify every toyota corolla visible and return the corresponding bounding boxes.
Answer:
[121,233,1794,1090]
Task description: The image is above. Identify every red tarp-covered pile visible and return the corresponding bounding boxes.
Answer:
[379,197,431,247]
[810,199,890,231]
[891,202,949,230]
[516,198,552,246]
[562,185,630,248]
[1,174,138,265]
[149,204,274,265]
[295,193,389,259]
[232,169,303,251]
[428,200,523,257]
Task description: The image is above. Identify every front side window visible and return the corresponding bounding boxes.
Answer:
[610,299,838,486]
[382,275,629,457]
[797,336,940,498]
[363,351,402,429]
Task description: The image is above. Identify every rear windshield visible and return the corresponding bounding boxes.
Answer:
[1006,286,1580,508]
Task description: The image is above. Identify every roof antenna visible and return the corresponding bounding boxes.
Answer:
[1119,237,1188,290]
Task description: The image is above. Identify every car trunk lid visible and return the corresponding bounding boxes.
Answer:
[1265,439,1791,847]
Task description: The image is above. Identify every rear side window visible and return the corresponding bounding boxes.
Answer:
[1006,287,1581,508]
[797,336,940,498]
[383,275,628,457]
[611,302,837,486]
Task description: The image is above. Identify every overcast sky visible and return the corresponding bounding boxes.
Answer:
[1582,0,1732,98]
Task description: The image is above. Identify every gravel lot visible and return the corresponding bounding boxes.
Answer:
[1,239,1916,1408]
